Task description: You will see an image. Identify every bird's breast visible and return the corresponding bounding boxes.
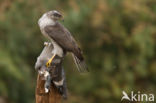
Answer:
[51,38,64,57]
[41,28,50,39]
[41,28,63,57]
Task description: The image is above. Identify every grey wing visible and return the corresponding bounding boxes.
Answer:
[44,24,83,60]
[44,24,89,72]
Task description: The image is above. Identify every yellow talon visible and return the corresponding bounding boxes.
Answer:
[46,54,56,67]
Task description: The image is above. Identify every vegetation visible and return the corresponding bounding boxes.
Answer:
[0,0,156,103]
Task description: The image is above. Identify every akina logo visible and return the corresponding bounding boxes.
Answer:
[121,91,154,102]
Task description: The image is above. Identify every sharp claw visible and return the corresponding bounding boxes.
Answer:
[46,54,56,67]
[46,61,51,67]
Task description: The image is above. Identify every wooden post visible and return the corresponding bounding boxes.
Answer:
[35,43,63,103]
[35,75,61,103]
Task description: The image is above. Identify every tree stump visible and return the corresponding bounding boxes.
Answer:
[35,43,63,103]
[35,74,61,103]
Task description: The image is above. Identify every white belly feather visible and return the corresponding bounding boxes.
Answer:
[51,38,63,57]
[38,13,63,57]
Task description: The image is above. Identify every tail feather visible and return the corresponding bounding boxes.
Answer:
[72,54,89,72]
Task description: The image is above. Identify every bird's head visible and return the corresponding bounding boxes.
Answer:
[47,10,64,21]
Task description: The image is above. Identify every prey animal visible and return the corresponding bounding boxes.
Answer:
[35,42,67,99]
[38,10,88,72]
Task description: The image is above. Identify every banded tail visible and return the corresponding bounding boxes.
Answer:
[72,54,89,72]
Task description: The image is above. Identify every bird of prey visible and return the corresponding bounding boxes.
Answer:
[38,10,88,72]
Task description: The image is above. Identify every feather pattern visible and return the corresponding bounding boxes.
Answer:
[72,54,89,72]
[39,13,89,72]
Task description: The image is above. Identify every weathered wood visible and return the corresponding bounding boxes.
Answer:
[35,75,61,103]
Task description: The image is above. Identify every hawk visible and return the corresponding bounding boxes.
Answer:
[38,10,88,72]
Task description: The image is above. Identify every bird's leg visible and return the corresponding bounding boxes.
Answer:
[46,54,56,67]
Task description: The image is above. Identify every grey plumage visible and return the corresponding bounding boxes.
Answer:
[44,72,52,93]
[39,10,89,72]
[35,42,54,71]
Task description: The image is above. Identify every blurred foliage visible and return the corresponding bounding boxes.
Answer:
[0,0,156,103]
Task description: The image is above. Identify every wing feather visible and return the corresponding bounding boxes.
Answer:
[44,23,88,72]
[44,23,83,59]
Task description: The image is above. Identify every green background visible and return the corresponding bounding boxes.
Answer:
[0,0,156,103]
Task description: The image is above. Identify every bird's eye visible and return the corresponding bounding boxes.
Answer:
[53,13,61,17]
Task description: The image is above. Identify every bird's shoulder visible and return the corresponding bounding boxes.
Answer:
[44,22,78,50]
[46,22,70,33]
